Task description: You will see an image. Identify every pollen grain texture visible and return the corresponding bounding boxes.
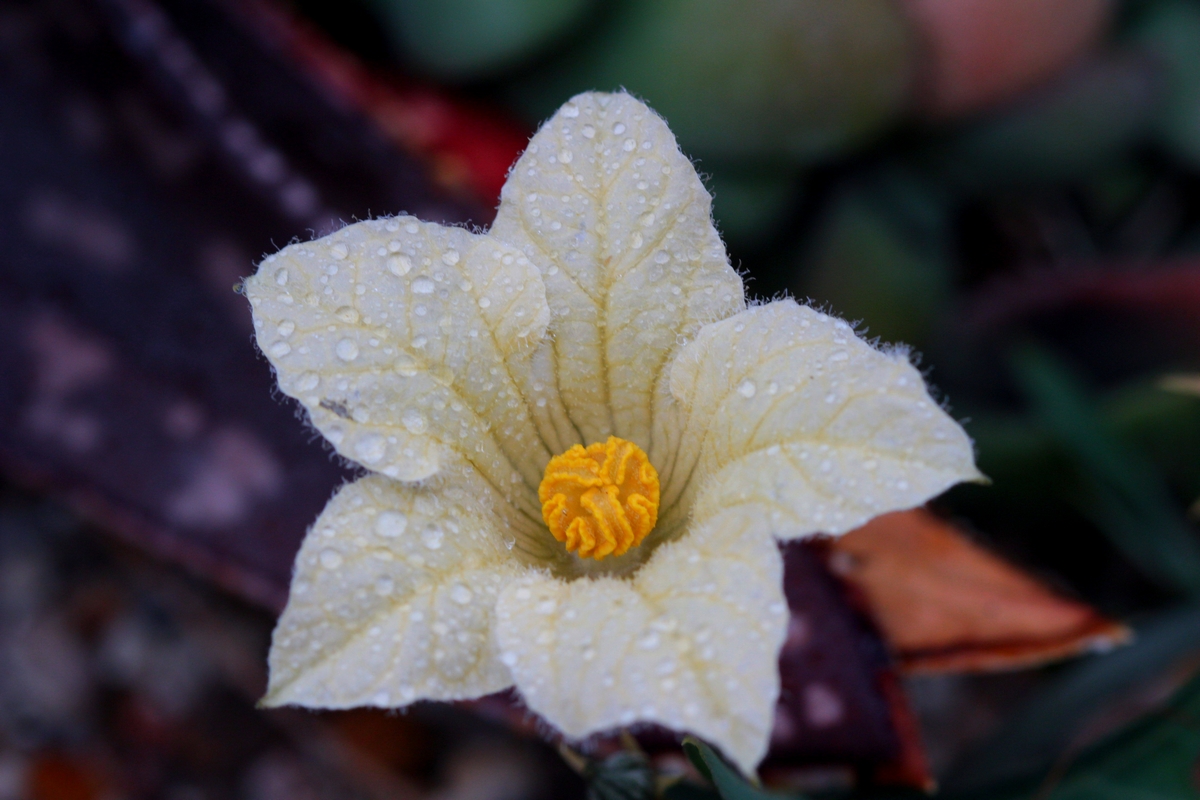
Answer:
[538,437,660,560]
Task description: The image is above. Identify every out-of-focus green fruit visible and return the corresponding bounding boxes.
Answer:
[365,0,593,80]
[1129,0,1200,169]
[512,0,915,164]
[794,169,950,346]
[903,0,1114,118]
[925,53,1158,192]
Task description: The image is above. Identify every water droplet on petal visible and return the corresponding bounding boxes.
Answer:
[581,124,595,138]
[274,267,289,286]
[450,584,473,604]
[296,372,319,391]
[354,434,386,463]
[336,338,359,361]
[394,354,419,377]
[562,103,579,118]
[402,408,427,434]
[441,249,460,266]
[268,341,291,357]
[319,549,342,569]
[330,243,348,260]
[737,379,757,398]
[388,255,413,276]
[412,276,435,294]
[375,576,394,596]
[335,306,359,323]
[421,524,443,550]
[612,122,626,135]
[277,320,295,337]
[375,511,407,538]
[477,296,491,309]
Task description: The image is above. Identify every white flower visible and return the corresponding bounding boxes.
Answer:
[244,92,980,773]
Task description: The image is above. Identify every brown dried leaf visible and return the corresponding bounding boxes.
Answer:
[831,509,1130,674]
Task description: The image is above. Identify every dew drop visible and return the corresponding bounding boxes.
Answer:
[354,434,386,463]
[639,212,655,227]
[375,511,408,538]
[388,255,413,276]
[737,379,757,398]
[330,243,348,260]
[450,584,473,605]
[623,138,636,152]
[296,372,320,391]
[562,103,579,118]
[394,355,419,377]
[501,651,519,666]
[441,249,460,266]
[612,122,626,135]
[274,267,289,286]
[319,549,342,569]
[477,296,492,309]
[375,576,394,596]
[581,124,595,139]
[268,341,291,357]
[654,250,670,264]
[559,148,573,164]
[334,306,359,323]
[411,276,435,294]
[421,524,443,550]
[631,232,644,249]
[277,320,295,337]
[335,338,359,361]
[402,408,428,434]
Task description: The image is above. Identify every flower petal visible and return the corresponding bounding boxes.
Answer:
[263,468,528,709]
[495,507,788,774]
[665,300,981,538]
[491,92,744,461]
[244,217,552,513]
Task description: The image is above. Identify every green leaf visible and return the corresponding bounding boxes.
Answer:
[1010,345,1200,597]
[681,738,800,800]
[707,166,800,248]
[968,666,1200,800]
[796,168,952,347]
[1129,0,1200,170]
[586,751,656,800]
[946,604,1200,794]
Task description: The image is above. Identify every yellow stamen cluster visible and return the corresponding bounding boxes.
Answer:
[538,437,660,560]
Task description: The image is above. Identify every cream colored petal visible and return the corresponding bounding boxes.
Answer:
[495,507,787,775]
[263,468,530,709]
[244,216,551,519]
[491,92,744,463]
[665,300,981,538]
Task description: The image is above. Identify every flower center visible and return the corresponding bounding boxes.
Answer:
[538,437,660,560]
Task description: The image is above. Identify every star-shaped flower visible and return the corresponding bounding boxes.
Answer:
[245,92,980,773]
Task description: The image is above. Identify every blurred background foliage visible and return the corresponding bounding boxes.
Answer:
[4,0,1200,797]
